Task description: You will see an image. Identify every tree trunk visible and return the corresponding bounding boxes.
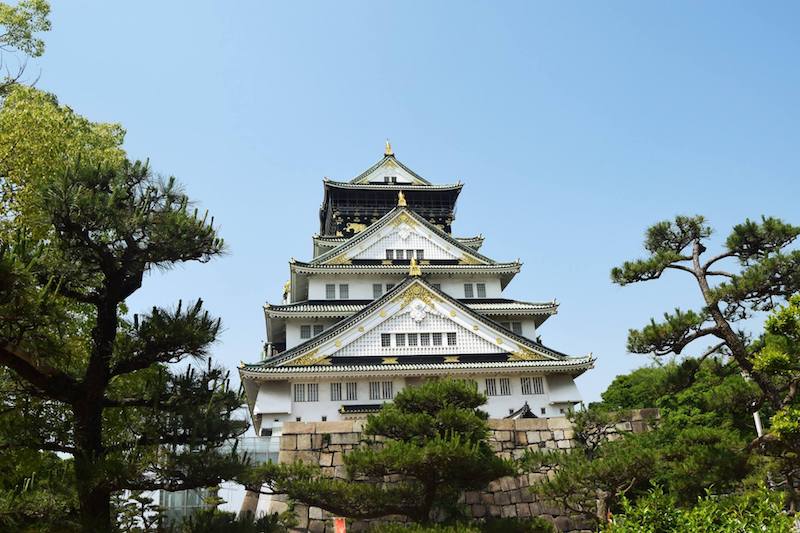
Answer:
[74,402,112,533]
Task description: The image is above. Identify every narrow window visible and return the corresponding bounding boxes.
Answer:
[313,324,324,336]
[476,283,486,298]
[407,333,418,346]
[373,284,383,298]
[369,381,381,400]
[485,378,497,396]
[293,383,306,402]
[532,376,544,395]
[540,407,546,415]
[464,283,474,298]
[300,325,311,339]
[383,176,391,184]
[382,381,394,399]
[339,284,349,299]
[420,333,430,346]
[432,332,442,346]
[381,333,391,347]
[307,383,319,402]
[500,322,510,330]
[521,377,532,395]
[346,382,358,400]
[416,249,424,260]
[406,249,414,260]
[325,284,336,299]
[499,378,511,396]
[447,332,457,346]
[511,322,523,335]
[386,249,394,260]
[331,382,342,401]
[395,333,406,347]
[431,283,441,290]
[386,283,395,291]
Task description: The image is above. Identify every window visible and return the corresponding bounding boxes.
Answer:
[464,283,474,298]
[395,333,406,347]
[346,382,358,400]
[520,376,545,395]
[447,332,457,346]
[386,249,394,260]
[300,325,311,339]
[325,284,336,299]
[407,333,418,346]
[381,333,391,347]
[420,333,430,346]
[485,378,497,396]
[293,383,305,402]
[499,378,511,396]
[432,332,442,346]
[511,322,522,335]
[521,377,532,395]
[541,407,546,415]
[382,381,394,399]
[431,283,441,290]
[307,383,319,402]
[331,382,342,401]
[339,284,349,299]
[386,283,395,291]
[373,284,383,298]
[369,381,381,400]
[416,249,424,260]
[313,324,324,336]
[406,250,414,260]
[476,283,486,298]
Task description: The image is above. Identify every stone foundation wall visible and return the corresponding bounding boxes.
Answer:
[270,410,658,532]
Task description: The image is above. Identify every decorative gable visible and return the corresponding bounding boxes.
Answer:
[277,279,556,367]
[350,155,431,186]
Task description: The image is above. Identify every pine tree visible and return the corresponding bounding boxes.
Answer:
[246,379,514,524]
[0,161,248,532]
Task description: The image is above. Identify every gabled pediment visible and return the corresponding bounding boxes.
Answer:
[273,278,568,367]
[350,154,432,186]
[312,207,495,266]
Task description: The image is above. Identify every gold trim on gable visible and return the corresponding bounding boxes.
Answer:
[458,254,484,265]
[382,357,398,365]
[390,211,418,228]
[291,349,333,366]
[328,253,352,265]
[443,356,460,363]
[393,283,443,309]
[509,347,546,361]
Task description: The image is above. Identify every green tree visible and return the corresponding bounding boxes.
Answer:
[0,160,248,532]
[0,0,50,59]
[245,379,514,524]
[612,215,800,418]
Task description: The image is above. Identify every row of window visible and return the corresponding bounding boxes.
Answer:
[380,332,457,347]
[325,284,349,299]
[294,381,393,403]
[386,249,424,260]
[485,376,545,396]
[293,377,545,404]
[499,321,523,335]
[463,283,486,298]
[299,324,325,339]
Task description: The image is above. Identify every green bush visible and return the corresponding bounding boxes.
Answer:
[370,517,554,533]
[605,486,793,533]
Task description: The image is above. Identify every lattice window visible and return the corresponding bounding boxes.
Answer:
[373,284,383,298]
[420,333,430,346]
[485,378,497,396]
[293,383,306,402]
[356,230,458,261]
[331,382,342,401]
[307,383,319,402]
[381,334,391,347]
[432,332,442,346]
[386,249,394,259]
[396,333,406,347]
[369,381,381,400]
[325,284,336,299]
[346,382,358,400]
[477,283,486,298]
[382,381,394,399]
[339,284,349,299]
[499,378,511,396]
[300,325,311,339]
[416,249,424,260]
[386,283,395,291]
[407,333,418,346]
[464,284,474,298]
[447,332,457,346]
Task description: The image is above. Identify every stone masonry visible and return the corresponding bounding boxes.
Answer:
[268,409,659,532]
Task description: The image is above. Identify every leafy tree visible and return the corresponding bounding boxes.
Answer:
[0,159,248,532]
[245,379,514,524]
[0,0,50,58]
[612,215,800,418]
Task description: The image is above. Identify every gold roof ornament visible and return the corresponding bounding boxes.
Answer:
[397,190,407,207]
[385,139,393,156]
[409,257,422,277]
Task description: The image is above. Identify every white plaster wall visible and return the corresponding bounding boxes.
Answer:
[307,275,503,301]
[285,318,340,349]
[354,229,459,261]
[252,374,576,423]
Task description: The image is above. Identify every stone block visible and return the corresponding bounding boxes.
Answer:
[282,421,316,434]
[545,439,557,449]
[308,520,325,533]
[488,419,515,430]
[516,503,531,517]
[495,491,511,506]
[281,435,297,451]
[331,432,360,445]
[495,430,513,442]
[311,434,324,449]
[521,489,535,503]
[488,505,502,517]
[526,431,541,443]
[319,452,333,467]
[554,516,572,532]
[309,507,323,520]
[294,504,309,529]
[557,439,571,449]
[269,499,289,515]
[553,430,564,440]
[500,476,517,491]
[487,479,503,492]
[514,418,549,431]
[631,420,649,433]
[472,504,487,517]
[278,450,318,464]
[481,493,495,505]
[332,452,344,466]
[464,491,480,504]
[297,434,312,450]
[562,429,575,440]
[316,420,355,433]
[501,504,517,518]
[508,489,522,503]
[547,417,572,430]
[515,431,528,445]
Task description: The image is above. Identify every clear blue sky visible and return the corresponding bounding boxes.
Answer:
[30,1,800,402]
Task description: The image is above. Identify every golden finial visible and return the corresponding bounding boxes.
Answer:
[409,257,422,277]
[385,139,393,156]
[397,190,407,207]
